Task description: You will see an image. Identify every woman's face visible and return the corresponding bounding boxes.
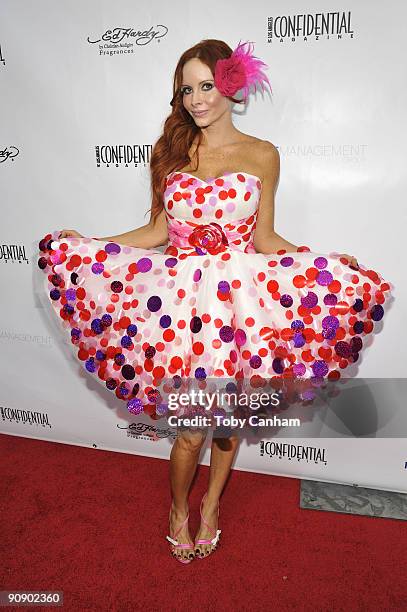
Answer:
[181,58,230,126]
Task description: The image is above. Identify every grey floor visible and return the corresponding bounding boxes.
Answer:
[300,480,407,521]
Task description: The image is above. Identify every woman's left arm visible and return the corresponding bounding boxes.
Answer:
[253,141,359,268]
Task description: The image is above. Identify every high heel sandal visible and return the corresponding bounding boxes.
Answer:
[194,492,222,559]
[166,506,195,564]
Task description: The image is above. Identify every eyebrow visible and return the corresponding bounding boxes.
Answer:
[181,79,214,86]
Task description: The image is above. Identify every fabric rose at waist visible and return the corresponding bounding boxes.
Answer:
[166,217,257,255]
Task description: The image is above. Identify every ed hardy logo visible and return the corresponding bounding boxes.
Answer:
[0,146,19,163]
[87,25,169,55]
[117,421,177,441]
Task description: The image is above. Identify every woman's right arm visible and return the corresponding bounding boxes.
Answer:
[59,208,168,249]
[97,208,168,248]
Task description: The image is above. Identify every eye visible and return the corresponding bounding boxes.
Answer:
[181,82,214,95]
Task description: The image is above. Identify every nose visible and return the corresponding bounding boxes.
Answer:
[191,88,204,106]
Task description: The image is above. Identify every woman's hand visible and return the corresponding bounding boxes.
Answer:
[58,229,84,238]
[339,253,359,270]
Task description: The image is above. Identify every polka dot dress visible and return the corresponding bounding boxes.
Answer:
[37,171,394,419]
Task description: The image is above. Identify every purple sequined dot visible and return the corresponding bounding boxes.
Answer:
[127,398,143,415]
[301,292,318,308]
[370,304,384,321]
[352,299,364,312]
[121,364,135,380]
[293,363,306,376]
[71,328,81,340]
[322,315,339,330]
[160,315,171,328]
[106,378,117,390]
[38,238,47,252]
[312,360,329,377]
[226,382,238,393]
[219,326,234,342]
[302,389,316,401]
[172,375,182,388]
[156,403,169,416]
[314,257,328,269]
[350,336,363,353]
[137,257,152,272]
[164,257,177,268]
[280,256,294,267]
[121,335,133,348]
[118,384,130,398]
[91,318,103,334]
[324,294,338,306]
[125,324,137,337]
[38,256,48,270]
[65,288,76,301]
[193,269,202,282]
[145,346,156,358]
[249,355,262,368]
[353,321,364,334]
[218,280,230,293]
[63,304,74,315]
[147,389,161,403]
[105,242,121,255]
[322,327,337,340]
[280,294,293,308]
[235,329,247,346]
[294,332,306,348]
[96,350,106,361]
[50,289,60,301]
[272,358,284,374]
[335,341,352,358]
[85,358,96,373]
[147,295,162,312]
[317,270,333,286]
[91,262,104,275]
[291,320,305,331]
[195,367,207,379]
[114,353,125,365]
[102,314,112,327]
[190,316,202,333]
[111,280,123,293]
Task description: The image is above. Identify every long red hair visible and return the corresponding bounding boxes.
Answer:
[147,39,243,221]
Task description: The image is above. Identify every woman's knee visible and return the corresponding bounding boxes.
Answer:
[176,428,207,452]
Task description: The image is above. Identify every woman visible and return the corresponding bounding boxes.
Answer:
[38,39,393,564]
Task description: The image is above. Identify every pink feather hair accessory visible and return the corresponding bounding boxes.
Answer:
[214,40,272,102]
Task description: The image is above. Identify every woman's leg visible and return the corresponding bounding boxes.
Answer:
[168,427,207,561]
[194,434,240,557]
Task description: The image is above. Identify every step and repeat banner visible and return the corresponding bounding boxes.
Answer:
[1,0,406,493]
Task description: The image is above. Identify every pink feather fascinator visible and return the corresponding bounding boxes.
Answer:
[214,40,272,102]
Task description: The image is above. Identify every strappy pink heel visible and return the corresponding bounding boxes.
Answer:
[166,506,195,564]
[194,492,222,559]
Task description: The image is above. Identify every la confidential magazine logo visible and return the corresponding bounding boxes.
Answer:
[267,10,354,42]
[95,144,152,167]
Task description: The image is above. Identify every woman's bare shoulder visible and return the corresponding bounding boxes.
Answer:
[241,136,278,158]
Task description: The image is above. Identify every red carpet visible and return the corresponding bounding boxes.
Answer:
[1,433,406,611]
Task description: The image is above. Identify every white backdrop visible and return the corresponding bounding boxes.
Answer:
[1,0,406,493]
